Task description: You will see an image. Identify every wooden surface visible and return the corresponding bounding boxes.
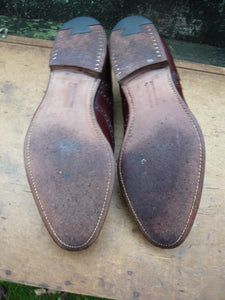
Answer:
[0,36,225,300]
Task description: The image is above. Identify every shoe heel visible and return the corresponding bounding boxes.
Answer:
[110,16,168,82]
[50,17,107,74]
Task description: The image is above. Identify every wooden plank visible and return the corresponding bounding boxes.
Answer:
[175,59,225,76]
[0,36,225,300]
[0,35,53,48]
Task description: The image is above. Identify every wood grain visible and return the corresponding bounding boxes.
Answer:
[0,36,224,300]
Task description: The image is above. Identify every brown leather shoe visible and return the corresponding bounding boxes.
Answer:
[109,16,205,248]
[24,17,115,250]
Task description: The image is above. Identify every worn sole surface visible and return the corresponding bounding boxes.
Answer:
[24,17,115,250]
[110,16,205,248]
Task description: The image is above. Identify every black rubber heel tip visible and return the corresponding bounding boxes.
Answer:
[113,16,152,36]
[60,16,100,35]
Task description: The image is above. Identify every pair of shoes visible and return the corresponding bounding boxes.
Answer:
[24,16,205,251]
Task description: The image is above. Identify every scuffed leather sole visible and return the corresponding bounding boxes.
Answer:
[24,17,115,251]
[110,16,205,248]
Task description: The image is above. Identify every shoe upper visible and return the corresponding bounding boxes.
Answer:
[161,38,184,99]
[94,55,114,149]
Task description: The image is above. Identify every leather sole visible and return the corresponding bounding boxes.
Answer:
[110,16,205,248]
[24,17,115,250]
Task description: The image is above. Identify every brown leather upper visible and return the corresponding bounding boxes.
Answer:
[94,55,114,149]
[161,38,184,99]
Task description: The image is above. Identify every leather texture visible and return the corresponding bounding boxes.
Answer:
[161,38,184,99]
[94,55,114,149]
[110,16,205,248]
[24,17,115,251]
[121,37,184,133]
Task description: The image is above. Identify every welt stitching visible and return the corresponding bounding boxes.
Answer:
[166,73,203,246]
[26,125,70,247]
[118,87,159,244]
[146,24,162,58]
[26,79,112,249]
[94,30,104,71]
[119,73,203,248]
[87,79,112,244]
[52,29,105,71]
[111,49,122,79]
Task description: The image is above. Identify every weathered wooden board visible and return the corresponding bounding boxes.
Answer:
[0,36,224,300]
